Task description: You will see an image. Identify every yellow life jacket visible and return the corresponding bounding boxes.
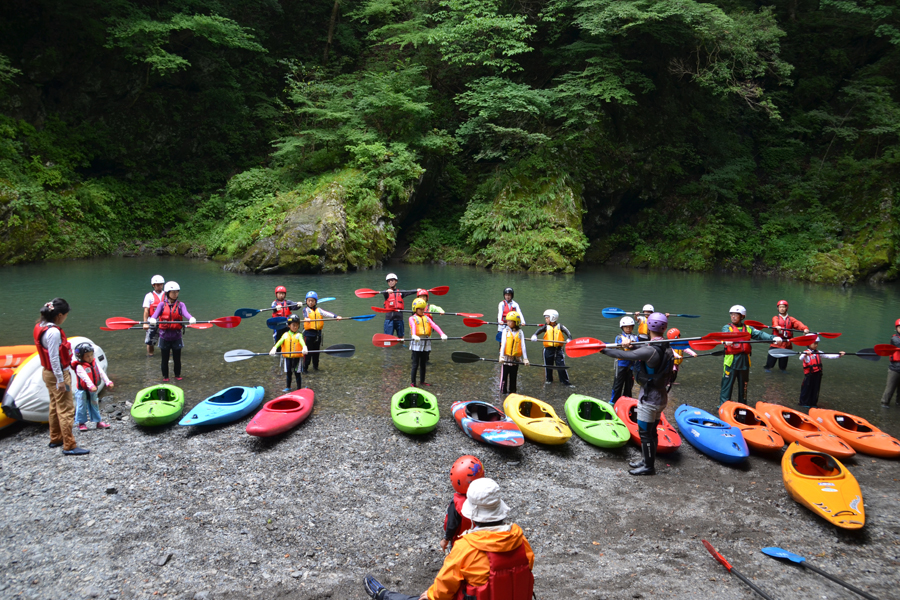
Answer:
[637,317,648,336]
[504,330,522,357]
[673,348,684,366]
[279,331,306,358]
[543,324,565,348]
[413,315,433,337]
[304,307,324,331]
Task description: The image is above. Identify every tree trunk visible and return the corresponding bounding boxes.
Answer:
[323,0,340,64]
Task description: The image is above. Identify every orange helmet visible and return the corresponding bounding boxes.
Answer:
[450,455,484,494]
[666,328,681,340]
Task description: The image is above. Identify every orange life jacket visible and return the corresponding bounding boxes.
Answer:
[33,323,71,371]
[304,307,324,331]
[454,543,534,600]
[413,315,433,337]
[543,325,564,348]
[504,331,522,358]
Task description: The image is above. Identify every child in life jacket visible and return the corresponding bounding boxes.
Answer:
[409,298,447,387]
[271,285,299,343]
[497,287,525,334]
[798,338,844,407]
[301,291,342,373]
[666,328,697,392]
[269,314,308,391]
[633,304,655,341]
[499,311,529,394]
[530,309,572,386]
[610,316,638,405]
[441,455,484,552]
[416,289,444,363]
[381,273,416,338]
[71,342,113,431]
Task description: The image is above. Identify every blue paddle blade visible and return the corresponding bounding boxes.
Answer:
[670,340,689,349]
[601,307,628,318]
[761,547,805,564]
[266,316,287,330]
[350,314,376,321]
[317,297,336,303]
[496,332,502,342]
[671,314,701,318]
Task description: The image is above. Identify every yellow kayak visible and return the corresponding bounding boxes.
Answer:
[503,394,571,445]
[781,442,864,530]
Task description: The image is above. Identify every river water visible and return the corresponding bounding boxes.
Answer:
[1,257,898,433]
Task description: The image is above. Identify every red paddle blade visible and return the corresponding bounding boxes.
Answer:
[566,337,605,358]
[463,318,487,327]
[690,340,720,351]
[211,316,242,328]
[373,333,403,347]
[428,286,449,296]
[873,344,898,356]
[105,318,139,330]
[704,332,751,340]
[99,326,117,331]
[370,306,392,313]
[461,332,488,343]
[789,334,818,346]
[701,540,732,572]
[188,323,213,330]
[744,319,768,329]
[816,331,842,339]
[456,312,484,318]
[355,288,379,298]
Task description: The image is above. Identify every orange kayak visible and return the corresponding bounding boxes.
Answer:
[614,396,681,454]
[782,442,864,530]
[0,345,34,368]
[756,402,855,459]
[719,401,784,452]
[809,408,900,459]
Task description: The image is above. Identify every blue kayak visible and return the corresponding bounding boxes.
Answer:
[179,386,265,427]
[674,404,749,464]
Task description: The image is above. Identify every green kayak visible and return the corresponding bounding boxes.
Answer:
[564,394,630,448]
[132,384,185,426]
[390,387,439,435]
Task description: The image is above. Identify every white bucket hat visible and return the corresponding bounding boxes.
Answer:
[461,478,510,523]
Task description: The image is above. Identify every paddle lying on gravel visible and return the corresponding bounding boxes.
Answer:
[234,298,335,318]
[266,314,375,329]
[463,318,540,327]
[565,332,750,358]
[689,333,818,352]
[355,286,449,298]
[702,540,774,600]
[373,332,487,347]
[768,348,880,361]
[223,345,356,362]
[105,316,241,330]
[451,351,570,369]
[371,307,483,318]
[760,547,879,600]
[744,319,841,339]
[601,307,700,318]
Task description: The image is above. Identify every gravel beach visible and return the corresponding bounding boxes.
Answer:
[1,394,898,600]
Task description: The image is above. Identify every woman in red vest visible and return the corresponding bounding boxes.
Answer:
[34,298,88,455]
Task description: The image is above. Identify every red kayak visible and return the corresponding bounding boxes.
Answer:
[614,397,681,454]
[246,389,314,437]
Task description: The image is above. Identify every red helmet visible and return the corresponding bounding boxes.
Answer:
[895,318,900,328]
[275,286,287,294]
[450,455,484,494]
[416,288,428,299]
[777,299,788,307]
[666,328,681,340]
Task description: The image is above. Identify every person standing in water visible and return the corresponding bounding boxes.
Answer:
[764,299,809,372]
[530,309,573,386]
[148,281,196,381]
[719,305,780,405]
[142,275,165,357]
[497,287,525,334]
[301,291,341,372]
[880,318,900,407]
[409,298,447,387]
[381,273,416,339]
[271,285,299,343]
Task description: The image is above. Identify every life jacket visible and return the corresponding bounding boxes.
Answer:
[803,352,823,375]
[637,317,648,337]
[500,301,515,321]
[384,289,404,311]
[443,493,473,544]
[33,323,72,371]
[158,301,184,330]
[279,331,306,358]
[673,348,684,366]
[304,307,324,331]
[454,543,534,600]
[504,330,522,358]
[147,291,164,318]
[724,324,751,355]
[773,315,795,341]
[413,315,433,337]
[272,300,292,318]
[543,325,565,348]
[632,344,675,390]
[71,358,101,391]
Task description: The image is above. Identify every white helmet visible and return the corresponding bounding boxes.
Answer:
[385,273,398,281]
[729,304,746,316]
[619,316,635,327]
[543,309,559,321]
[642,304,654,312]
[164,281,181,292]
[151,274,165,285]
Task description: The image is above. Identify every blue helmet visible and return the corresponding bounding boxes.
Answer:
[306,291,318,300]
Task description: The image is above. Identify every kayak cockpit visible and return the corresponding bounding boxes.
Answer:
[834,415,873,433]
[466,403,503,422]
[792,452,842,478]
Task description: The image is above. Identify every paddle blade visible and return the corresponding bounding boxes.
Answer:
[428,286,449,296]
[702,540,732,572]
[451,351,482,364]
[873,344,897,356]
[767,349,798,358]
[188,323,213,330]
[105,318,138,329]
[690,340,720,351]
[317,297,336,303]
[461,332,488,343]
[760,547,805,564]
[349,314,376,321]
[322,344,355,358]
[455,312,484,318]
[816,331,842,339]
[601,307,628,318]
[704,331,751,340]
[355,288,380,298]
[223,349,257,363]
[234,308,261,318]
[370,306,392,313]
[789,334,818,346]
[670,313,701,318]
[212,316,242,328]
[373,333,403,347]
[855,348,881,361]
[463,318,487,327]
[744,319,767,329]
[566,337,605,358]
[266,317,287,330]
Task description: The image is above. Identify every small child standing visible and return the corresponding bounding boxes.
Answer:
[409,298,447,387]
[71,342,113,431]
[270,314,308,391]
[416,289,444,363]
[441,455,484,552]
[666,328,697,392]
[499,311,529,394]
[610,316,638,405]
[634,304,655,341]
[271,285,299,343]
[530,309,573,386]
[799,338,844,407]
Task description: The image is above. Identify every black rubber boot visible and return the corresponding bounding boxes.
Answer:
[629,427,656,476]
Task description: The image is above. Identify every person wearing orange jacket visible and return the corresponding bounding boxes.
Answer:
[364,478,534,600]
[764,299,809,372]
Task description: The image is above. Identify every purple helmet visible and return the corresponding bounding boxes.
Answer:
[646,312,668,333]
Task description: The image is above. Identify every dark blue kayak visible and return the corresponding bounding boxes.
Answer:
[675,404,749,464]
[179,386,265,427]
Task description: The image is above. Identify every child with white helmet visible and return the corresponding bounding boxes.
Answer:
[409,298,447,387]
[531,309,573,386]
[610,316,638,405]
[142,275,165,356]
[719,304,780,405]
[381,273,416,339]
[148,281,196,381]
[301,291,342,373]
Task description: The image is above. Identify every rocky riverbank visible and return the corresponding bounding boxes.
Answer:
[1,399,897,600]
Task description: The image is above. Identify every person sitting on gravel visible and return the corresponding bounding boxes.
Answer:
[363,478,534,600]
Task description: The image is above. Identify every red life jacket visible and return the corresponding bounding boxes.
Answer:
[148,291,164,318]
[443,493,473,544]
[803,352,823,375]
[272,300,292,318]
[455,543,534,600]
[384,289,404,311]
[501,301,515,320]
[773,315,795,341]
[158,301,184,330]
[71,359,102,391]
[33,323,72,371]
[725,324,751,356]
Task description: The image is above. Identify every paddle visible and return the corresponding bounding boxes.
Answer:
[565,333,750,358]
[105,316,241,329]
[601,307,701,318]
[690,333,818,352]
[451,351,570,369]
[702,540,774,600]
[744,319,842,339]
[372,332,487,347]
[760,547,879,600]
[266,314,375,329]
[767,348,880,362]
[234,298,338,319]
[355,286,449,298]
[99,325,142,331]
[223,344,356,362]
[873,344,899,357]
[463,318,540,327]
[370,307,484,318]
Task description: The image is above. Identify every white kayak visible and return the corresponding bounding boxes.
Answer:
[1,336,109,423]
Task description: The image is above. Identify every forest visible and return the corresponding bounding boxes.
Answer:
[0,0,898,283]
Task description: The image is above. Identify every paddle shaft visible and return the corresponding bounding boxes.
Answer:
[801,563,879,600]
[468,358,569,369]
[730,568,775,600]
[703,541,774,600]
